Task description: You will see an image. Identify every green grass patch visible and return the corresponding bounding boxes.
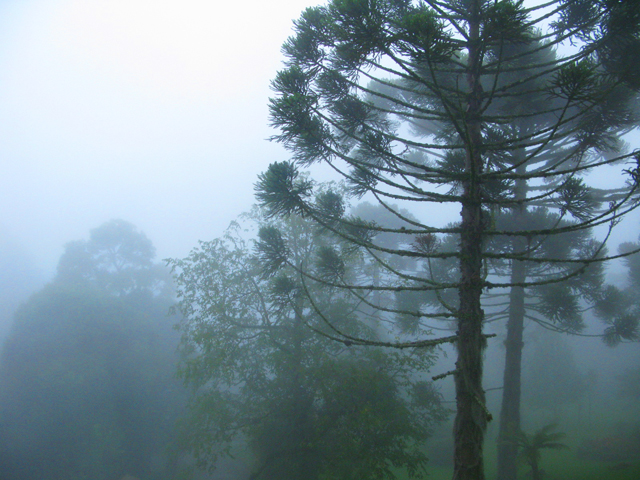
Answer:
[418,450,640,480]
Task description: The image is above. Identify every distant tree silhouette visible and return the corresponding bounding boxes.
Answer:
[0,220,183,480]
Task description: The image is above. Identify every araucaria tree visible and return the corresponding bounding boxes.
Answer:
[255,1,640,480]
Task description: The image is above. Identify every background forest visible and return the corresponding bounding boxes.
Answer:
[0,212,638,480]
[0,1,640,480]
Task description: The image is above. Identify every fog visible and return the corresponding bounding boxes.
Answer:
[1,1,640,480]
[0,0,317,278]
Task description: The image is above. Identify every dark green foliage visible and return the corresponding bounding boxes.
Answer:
[602,314,640,347]
[556,0,640,88]
[256,226,289,278]
[259,0,640,339]
[405,207,608,331]
[534,284,583,332]
[593,235,640,347]
[315,190,346,231]
[254,161,313,217]
[316,245,346,282]
[316,190,345,218]
[396,7,453,62]
[270,274,300,308]
[482,0,530,42]
[595,284,630,320]
[169,210,447,480]
[556,178,598,221]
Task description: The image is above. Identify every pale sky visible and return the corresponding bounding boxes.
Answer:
[1,0,638,280]
[0,0,319,275]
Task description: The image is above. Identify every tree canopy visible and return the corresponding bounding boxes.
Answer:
[0,220,184,480]
[169,208,447,480]
[55,219,170,297]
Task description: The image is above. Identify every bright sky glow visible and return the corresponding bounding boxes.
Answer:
[46,0,300,101]
[0,0,317,274]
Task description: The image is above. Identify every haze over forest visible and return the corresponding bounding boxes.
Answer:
[0,0,320,278]
[1,1,640,480]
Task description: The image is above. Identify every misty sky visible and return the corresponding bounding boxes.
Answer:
[1,0,639,280]
[0,0,321,276]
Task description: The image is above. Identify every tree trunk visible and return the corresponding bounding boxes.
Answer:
[291,302,315,480]
[453,3,488,479]
[530,459,541,480]
[496,257,526,480]
[497,163,528,480]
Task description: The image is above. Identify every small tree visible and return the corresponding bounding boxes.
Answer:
[255,2,640,479]
[168,208,447,480]
[511,423,569,480]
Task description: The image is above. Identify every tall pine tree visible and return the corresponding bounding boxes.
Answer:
[256,2,640,479]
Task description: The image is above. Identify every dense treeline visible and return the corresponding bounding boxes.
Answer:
[0,221,185,480]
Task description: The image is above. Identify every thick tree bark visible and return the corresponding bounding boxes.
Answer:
[497,165,528,480]
[454,206,488,480]
[453,3,488,479]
